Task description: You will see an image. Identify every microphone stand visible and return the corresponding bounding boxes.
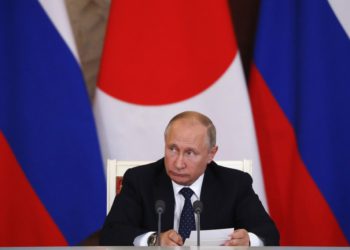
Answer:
[196,211,201,246]
[193,200,203,247]
[155,200,165,246]
[157,211,162,246]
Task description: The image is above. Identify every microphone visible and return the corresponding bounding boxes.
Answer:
[155,200,166,246]
[193,200,203,246]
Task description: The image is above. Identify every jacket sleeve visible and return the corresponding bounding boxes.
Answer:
[234,172,280,246]
[99,169,148,246]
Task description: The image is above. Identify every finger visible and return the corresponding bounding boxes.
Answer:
[232,229,248,239]
[161,230,178,246]
[224,238,241,246]
[168,230,183,245]
[226,229,249,246]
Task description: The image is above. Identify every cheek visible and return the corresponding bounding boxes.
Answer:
[164,154,174,170]
[193,161,208,175]
[186,162,203,175]
[165,152,174,162]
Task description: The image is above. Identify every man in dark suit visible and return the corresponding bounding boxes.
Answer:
[100,111,279,246]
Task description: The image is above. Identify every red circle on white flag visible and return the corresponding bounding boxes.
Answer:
[98,1,237,105]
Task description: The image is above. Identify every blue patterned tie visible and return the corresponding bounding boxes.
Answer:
[178,187,195,240]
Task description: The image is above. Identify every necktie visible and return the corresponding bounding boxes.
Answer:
[178,187,195,240]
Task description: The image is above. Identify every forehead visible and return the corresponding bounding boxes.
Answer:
[166,119,208,142]
[169,118,206,131]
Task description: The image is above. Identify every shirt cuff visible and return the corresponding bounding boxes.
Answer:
[133,231,155,246]
[248,232,264,246]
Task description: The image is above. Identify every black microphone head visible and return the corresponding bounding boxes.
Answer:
[193,200,203,214]
[155,200,166,214]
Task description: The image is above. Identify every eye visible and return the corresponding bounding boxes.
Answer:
[169,145,177,152]
[185,150,195,156]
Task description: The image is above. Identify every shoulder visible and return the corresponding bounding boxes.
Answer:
[119,159,167,195]
[206,161,252,185]
[124,158,165,178]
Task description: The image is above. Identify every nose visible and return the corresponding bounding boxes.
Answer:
[174,154,185,170]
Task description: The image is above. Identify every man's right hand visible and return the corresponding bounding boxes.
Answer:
[160,229,184,246]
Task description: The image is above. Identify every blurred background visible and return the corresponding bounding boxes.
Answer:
[1,0,349,247]
[64,0,260,101]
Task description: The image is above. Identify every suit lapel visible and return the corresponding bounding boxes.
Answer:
[154,164,175,231]
[200,164,222,229]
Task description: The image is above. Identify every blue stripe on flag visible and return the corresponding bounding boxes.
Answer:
[254,0,350,242]
[0,0,105,244]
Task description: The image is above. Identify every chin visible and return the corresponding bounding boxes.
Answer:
[172,176,189,186]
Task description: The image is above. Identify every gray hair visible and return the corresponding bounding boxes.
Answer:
[164,111,216,148]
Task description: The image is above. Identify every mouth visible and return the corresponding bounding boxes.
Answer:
[169,171,187,178]
[168,172,192,186]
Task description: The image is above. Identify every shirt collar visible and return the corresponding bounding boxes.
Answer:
[171,173,204,199]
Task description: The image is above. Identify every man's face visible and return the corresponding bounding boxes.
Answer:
[164,119,218,186]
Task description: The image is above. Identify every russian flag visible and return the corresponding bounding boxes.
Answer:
[0,0,105,246]
[250,0,350,245]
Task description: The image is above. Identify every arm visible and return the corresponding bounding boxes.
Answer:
[99,169,148,245]
[233,172,280,246]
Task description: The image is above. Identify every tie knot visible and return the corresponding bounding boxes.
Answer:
[180,187,194,199]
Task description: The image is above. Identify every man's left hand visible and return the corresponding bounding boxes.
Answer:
[224,228,250,246]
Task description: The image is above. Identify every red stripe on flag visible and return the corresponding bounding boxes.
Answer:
[249,65,348,245]
[0,132,67,246]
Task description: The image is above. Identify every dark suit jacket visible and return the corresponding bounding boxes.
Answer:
[100,158,279,246]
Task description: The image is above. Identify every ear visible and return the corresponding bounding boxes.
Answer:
[207,145,218,163]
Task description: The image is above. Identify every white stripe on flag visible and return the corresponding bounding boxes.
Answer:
[39,0,80,62]
[328,0,350,39]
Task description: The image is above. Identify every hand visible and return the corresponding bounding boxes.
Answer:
[159,229,183,246]
[224,228,250,246]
